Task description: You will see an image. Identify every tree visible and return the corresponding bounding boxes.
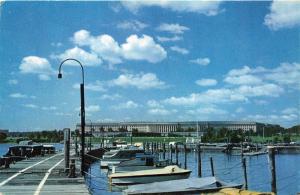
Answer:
[0,132,7,142]
[108,128,113,132]
[283,134,291,143]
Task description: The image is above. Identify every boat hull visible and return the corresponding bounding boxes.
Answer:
[110,171,191,185]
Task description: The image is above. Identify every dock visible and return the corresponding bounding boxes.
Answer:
[0,151,90,195]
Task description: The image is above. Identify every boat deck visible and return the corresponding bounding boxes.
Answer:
[0,151,90,195]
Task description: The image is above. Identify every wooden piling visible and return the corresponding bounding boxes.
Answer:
[175,143,178,165]
[269,147,277,194]
[197,144,202,177]
[242,158,248,190]
[151,142,154,154]
[184,144,187,169]
[163,143,166,160]
[170,144,173,163]
[210,157,215,176]
[64,128,70,172]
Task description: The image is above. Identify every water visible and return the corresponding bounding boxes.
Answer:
[86,152,300,195]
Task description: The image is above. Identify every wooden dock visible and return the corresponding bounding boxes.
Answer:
[0,151,90,195]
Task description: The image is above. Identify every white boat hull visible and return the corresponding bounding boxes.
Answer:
[110,172,190,185]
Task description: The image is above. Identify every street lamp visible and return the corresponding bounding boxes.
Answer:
[58,58,85,176]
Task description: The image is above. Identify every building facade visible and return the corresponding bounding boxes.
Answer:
[76,121,269,135]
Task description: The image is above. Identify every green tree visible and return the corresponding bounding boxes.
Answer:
[0,132,7,142]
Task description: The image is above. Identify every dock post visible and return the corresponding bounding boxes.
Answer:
[210,157,215,176]
[175,143,178,165]
[151,142,154,154]
[184,144,187,169]
[170,144,173,163]
[241,142,244,157]
[269,147,277,194]
[68,159,76,178]
[163,143,166,160]
[197,144,202,177]
[75,134,78,156]
[64,128,70,173]
[242,158,248,189]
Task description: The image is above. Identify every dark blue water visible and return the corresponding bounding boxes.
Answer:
[86,151,300,195]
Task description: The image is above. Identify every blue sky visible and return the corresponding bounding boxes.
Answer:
[0,1,300,131]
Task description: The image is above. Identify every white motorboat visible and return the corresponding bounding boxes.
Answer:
[100,146,144,168]
[108,165,191,185]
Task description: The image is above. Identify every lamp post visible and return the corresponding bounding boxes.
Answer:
[58,58,85,176]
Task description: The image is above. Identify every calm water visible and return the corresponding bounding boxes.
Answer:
[86,151,300,195]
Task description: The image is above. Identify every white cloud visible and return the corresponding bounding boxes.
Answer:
[41,106,57,111]
[19,56,54,81]
[156,35,182,42]
[112,73,166,89]
[8,79,18,85]
[100,94,122,100]
[23,104,38,109]
[122,1,223,16]
[121,35,167,63]
[196,79,217,86]
[117,20,148,31]
[170,46,189,55]
[264,62,300,89]
[187,106,227,115]
[148,108,177,115]
[147,100,163,108]
[189,58,210,66]
[73,80,106,92]
[57,47,102,67]
[113,101,139,109]
[235,107,244,113]
[244,113,298,124]
[224,74,262,85]
[9,93,27,98]
[282,107,298,115]
[236,84,283,97]
[72,30,167,65]
[76,105,100,113]
[157,23,189,34]
[264,0,300,30]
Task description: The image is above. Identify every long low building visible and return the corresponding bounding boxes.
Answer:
[76,121,273,134]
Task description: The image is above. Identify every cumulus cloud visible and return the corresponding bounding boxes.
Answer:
[156,35,182,42]
[57,47,102,67]
[71,30,167,65]
[195,79,217,86]
[157,23,189,34]
[117,20,148,31]
[19,56,54,81]
[23,104,38,109]
[187,106,227,115]
[189,58,210,66]
[148,108,177,115]
[100,94,122,100]
[121,35,167,63]
[224,74,263,85]
[170,46,189,55]
[73,80,106,92]
[76,105,100,112]
[147,100,163,108]
[112,73,167,89]
[121,1,223,16]
[264,0,300,30]
[113,101,139,109]
[41,106,57,111]
[9,93,27,98]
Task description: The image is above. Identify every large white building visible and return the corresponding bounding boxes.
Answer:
[76,121,270,134]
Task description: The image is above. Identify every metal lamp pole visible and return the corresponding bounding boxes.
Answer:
[58,58,85,176]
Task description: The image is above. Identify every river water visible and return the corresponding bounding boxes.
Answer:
[85,151,300,195]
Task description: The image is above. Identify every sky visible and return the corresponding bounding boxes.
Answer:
[0,1,300,131]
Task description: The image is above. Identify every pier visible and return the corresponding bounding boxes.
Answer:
[0,151,89,195]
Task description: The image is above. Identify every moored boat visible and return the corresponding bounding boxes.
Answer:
[109,165,191,185]
[123,177,243,195]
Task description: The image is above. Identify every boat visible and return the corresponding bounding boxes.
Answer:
[100,146,144,168]
[123,177,243,195]
[109,165,191,185]
[108,153,156,170]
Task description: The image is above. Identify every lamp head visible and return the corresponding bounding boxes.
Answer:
[58,73,62,79]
